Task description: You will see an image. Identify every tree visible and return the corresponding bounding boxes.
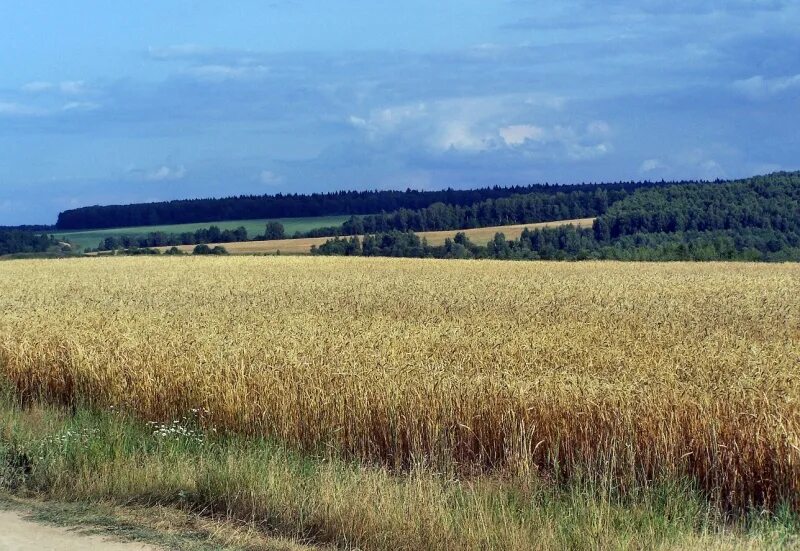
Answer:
[264,221,286,240]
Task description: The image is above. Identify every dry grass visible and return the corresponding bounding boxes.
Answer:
[155,217,595,254]
[0,256,798,510]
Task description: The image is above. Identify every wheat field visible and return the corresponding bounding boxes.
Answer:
[0,256,798,509]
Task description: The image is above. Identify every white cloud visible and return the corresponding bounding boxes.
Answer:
[146,165,187,182]
[350,96,512,152]
[22,81,53,93]
[260,170,283,185]
[572,142,610,160]
[348,115,368,128]
[732,74,800,99]
[349,95,613,162]
[652,150,728,179]
[59,81,87,95]
[62,101,100,112]
[0,101,45,117]
[525,95,567,110]
[148,44,210,60]
[184,64,268,81]
[699,159,725,178]
[499,124,546,146]
[586,120,612,137]
[533,124,613,161]
[438,120,492,151]
[348,103,430,144]
[22,80,88,95]
[639,158,665,173]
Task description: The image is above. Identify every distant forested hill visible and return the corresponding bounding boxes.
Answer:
[56,181,667,230]
[312,172,800,262]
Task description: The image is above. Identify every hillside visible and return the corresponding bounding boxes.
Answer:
[312,172,800,261]
[55,181,665,230]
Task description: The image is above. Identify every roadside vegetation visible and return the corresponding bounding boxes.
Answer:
[2,385,797,550]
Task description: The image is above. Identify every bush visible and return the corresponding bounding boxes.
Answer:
[125,247,160,256]
[193,244,228,255]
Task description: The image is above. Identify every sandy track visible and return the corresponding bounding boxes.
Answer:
[0,510,160,550]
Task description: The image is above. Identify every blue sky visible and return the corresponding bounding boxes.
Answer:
[1,1,798,224]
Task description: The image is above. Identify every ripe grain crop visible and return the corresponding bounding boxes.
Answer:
[0,257,798,510]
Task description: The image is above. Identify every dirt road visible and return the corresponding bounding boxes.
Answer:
[0,509,160,550]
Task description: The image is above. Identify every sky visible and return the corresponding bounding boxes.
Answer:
[1,1,798,225]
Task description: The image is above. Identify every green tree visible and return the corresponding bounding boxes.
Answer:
[264,221,286,240]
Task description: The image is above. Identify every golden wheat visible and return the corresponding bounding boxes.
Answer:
[0,256,798,508]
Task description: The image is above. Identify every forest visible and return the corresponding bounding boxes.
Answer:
[312,172,800,262]
[301,187,617,238]
[56,181,668,230]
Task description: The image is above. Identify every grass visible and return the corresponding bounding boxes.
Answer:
[154,217,595,255]
[1,389,796,550]
[53,215,353,250]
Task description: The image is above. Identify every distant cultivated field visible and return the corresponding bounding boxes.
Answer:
[54,215,353,249]
[1,256,798,511]
[158,217,596,254]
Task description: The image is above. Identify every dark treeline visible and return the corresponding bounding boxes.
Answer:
[56,181,667,230]
[314,227,800,262]
[96,226,248,251]
[304,187,619,238]
[97,245,229,256]
[312,172,800,262]
[0,230,61,256]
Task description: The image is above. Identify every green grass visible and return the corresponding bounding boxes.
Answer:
[54,215,352,250]
[1,383,797,550]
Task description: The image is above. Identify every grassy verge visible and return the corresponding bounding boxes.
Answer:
[0,386,796,550]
